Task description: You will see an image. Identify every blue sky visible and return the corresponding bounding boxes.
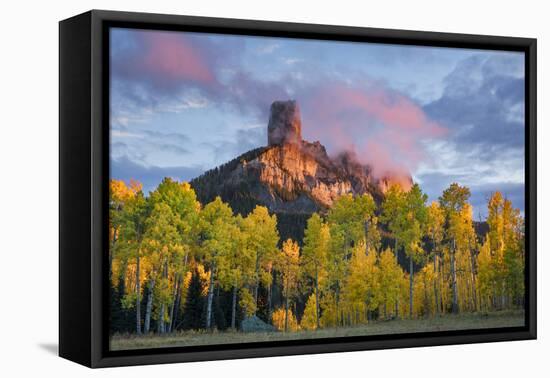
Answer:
[110,28,525,219]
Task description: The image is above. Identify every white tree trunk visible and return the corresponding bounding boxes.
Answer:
[451,239,459,313]
[157,303,165,333]
[144,278,155,333]
[231,285,237,329]
[394,238,400,318]
[409,255,414,318]
[315,266,320,329]
[205,267,215,329]
[284,294,289,332]
[135,248,141,334]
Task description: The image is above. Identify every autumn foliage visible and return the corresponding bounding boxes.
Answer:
[109,178,525,335]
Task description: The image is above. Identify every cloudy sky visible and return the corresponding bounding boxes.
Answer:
[110,28,525,219]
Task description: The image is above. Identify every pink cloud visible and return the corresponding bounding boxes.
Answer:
[300,84,447,179]
[140,32,216,85]
[113,31,218,91]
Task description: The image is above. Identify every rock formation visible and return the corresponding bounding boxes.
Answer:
[190,100,412,241]
[267,100,302,146]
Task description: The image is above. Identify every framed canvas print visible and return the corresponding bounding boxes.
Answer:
[59,10,536,368]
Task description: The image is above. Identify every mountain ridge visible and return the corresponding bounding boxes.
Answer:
[189,100,413,241]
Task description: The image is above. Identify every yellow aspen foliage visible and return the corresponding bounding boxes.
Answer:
[279,239,300,295]
[300,294,318,330]
[272,308,299,332]
[342,241,380,325]
[378,248,404,319]
[239,288,257,317]
[320,292,338,328]
[399,273,411,318]
[178,270,193,311]
[476,237,493,312]
[110,179,142,204]
[278,239,300,331]
[484,192,525,309]
[195,264,211,297]
[242,205,280,290]
[108,174,526,336]
[412,265,436,317]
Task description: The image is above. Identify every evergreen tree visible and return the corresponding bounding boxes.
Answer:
[181,269,205,330]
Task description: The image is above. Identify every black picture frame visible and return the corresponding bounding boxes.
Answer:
[59,9,537,368]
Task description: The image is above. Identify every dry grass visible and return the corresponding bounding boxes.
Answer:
[110,310,525,351]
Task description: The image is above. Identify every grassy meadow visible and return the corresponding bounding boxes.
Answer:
[110,310,524,350]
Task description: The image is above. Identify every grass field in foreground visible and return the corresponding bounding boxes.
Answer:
[110,310,524,351]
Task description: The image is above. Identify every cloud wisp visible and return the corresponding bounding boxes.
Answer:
[299,83,447,178]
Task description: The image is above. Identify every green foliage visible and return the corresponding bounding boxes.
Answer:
[381,184,406,249]
[328,193,376,254]
[400,184,428,262]
[301,213,329,289]
[439,183,471,216]
[242,206,280,287]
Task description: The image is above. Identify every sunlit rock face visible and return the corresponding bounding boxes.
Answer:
[250,142,354,209]
[191,100,412,216]
[267,100,302,146]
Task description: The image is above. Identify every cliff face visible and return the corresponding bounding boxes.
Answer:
[244,141,354,211]
[190,100,412,219]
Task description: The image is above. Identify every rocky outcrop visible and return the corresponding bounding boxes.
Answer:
[268,100,302,146]
[240,315,277,333]
[245,142,355,210]
[190,100,412,224]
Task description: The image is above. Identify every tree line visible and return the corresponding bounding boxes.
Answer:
[109,178,525,334]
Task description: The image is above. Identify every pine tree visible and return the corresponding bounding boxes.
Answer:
[181,269,205,330]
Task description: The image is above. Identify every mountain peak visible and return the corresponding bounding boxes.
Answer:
[267,100,302,146]
[190,100,412,239]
